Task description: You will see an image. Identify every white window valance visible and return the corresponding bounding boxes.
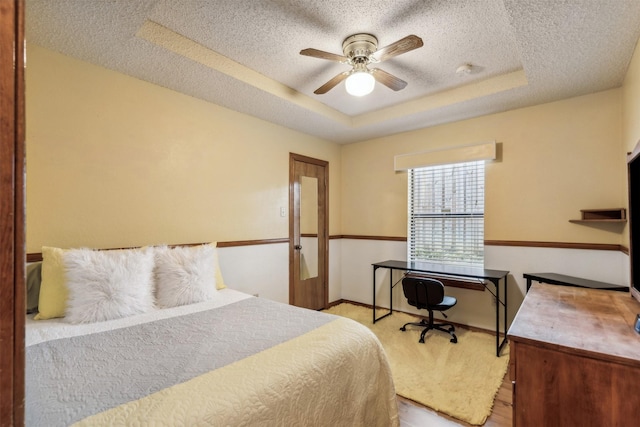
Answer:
[394,141,496,171]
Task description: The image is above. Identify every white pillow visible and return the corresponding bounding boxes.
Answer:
[63,248,156,324]
[154,244,217,308]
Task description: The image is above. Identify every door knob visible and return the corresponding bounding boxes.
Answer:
[294,245,302,250]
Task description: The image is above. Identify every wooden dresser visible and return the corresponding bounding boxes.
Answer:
[507,283,640,426]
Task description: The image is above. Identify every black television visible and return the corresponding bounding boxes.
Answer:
[627,142,640,303]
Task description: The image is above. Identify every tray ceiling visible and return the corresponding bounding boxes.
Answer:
[26,0,640,143]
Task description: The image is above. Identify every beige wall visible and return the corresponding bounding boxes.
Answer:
[342,89,624,245]
[27,43,631,256]
[26,42,637,315]
[623,38,640,154]
[622,38,640,248]
[26,45,341,252]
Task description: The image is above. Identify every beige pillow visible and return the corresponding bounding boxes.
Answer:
[34,246,68,320]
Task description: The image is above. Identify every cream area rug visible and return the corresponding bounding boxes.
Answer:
[324,303,509,425]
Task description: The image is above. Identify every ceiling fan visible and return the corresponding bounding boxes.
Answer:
[300,33,423,96]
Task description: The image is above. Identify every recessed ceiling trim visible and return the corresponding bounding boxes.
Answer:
[27,1,640,143]
[352,70,529,128]
[135,20,528,133]
[136,20,352,126]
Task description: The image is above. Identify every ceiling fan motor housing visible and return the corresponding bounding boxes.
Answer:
[342,34,378,63]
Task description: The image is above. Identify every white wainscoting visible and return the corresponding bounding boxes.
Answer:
[217,239,629,331]
[217,243,289,303]
[328,239,342,303]
[217,239,344,305]
[338,239,630,331]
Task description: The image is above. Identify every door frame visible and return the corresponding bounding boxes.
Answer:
[288,153,329,308]
[0,0,26,423]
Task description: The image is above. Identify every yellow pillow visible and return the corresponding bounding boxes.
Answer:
[211,242,226,290]
[34,246,69,320]
[34,243,225,320]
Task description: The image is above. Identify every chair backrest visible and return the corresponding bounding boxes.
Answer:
[401,277,445,310]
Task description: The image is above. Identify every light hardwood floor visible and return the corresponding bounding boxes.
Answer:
[397,371,512,427]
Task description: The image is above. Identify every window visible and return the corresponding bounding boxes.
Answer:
[408,160,485,266]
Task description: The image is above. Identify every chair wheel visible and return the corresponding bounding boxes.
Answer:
[450,336,458,344]
[400,327,406,331]
[419,337,425,343]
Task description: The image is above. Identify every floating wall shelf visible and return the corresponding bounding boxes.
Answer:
[569,208,627,223]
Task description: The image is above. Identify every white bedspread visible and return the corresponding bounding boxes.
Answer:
[25,288,251,346]
[26,290,400,426]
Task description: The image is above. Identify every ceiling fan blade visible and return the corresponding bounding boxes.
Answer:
[300,48,348,63]
[314,71,350,94]
[371,35,423,62]
[371,68,407,91]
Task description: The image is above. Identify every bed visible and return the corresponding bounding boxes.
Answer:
[25,244,399,426]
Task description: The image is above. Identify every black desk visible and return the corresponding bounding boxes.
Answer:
[372,260,510,356]
[523,272,628,292]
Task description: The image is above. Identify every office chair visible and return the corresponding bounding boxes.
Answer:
[399,276,458,343]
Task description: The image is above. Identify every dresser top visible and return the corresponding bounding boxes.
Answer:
[508,283,640,366]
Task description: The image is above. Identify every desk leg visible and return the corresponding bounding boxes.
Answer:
[495,278,500,356]
[493,276,509,357]
[373,266,377,324]
[372,266,392,323]
[389,269,393,314]
[488,277,509,357]
[502,276,508,355]
[526,277,531,292]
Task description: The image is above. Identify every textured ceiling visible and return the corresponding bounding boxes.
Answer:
[25,0,640,144]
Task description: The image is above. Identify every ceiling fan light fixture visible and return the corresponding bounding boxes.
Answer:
[301,33,422,95]
[345,71,375,96]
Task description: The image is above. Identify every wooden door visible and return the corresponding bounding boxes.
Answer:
[0,0,25,424]
[289,154,328,310]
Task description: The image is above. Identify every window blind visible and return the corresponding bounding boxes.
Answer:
[408,160,485,266]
